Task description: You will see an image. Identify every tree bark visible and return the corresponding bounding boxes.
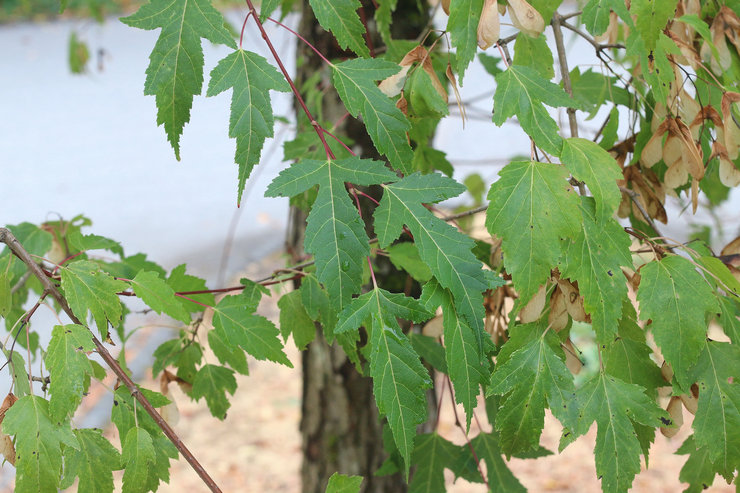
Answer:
[288,3,431,492]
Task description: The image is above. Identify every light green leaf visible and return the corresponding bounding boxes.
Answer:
[207,49,290,204]
[208,326,249,375]
[332,59,414,174]
[486,160,581,304]
[631,0,679,52]
[487,323,578,456]
[130,270,191,324]
[386,242,432,282]
[0,273,10,317]
[309,0,369,57]
[266,156,396,309]
[325,472,363,493]
[259,0,281,21]
[637,255,719,388]
[166,264,215,313]
[688,341,740,477]
[581,0,632,36]
[716,297,740,345]
[278,290,316,350]
[60,260,129,336]
[375,173,493,337]
[46,324,95,420]
[696,255,740,297]
[492,66,575,156]
[559,198,632,343]
[62,428,122,493]
[212,292,292,366]
[447,0,484,80]
[68,231,124,256]
[572,372,668,493]
[3,396,79,492]
[336,288,432,473]
[191,364,237,419]
[514,34,554,79]
[408,433,459,492]
[561,138,623,219]
[121,428,156,493]
[121,0,236,158]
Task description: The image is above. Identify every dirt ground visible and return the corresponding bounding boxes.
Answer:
[2,255,737,492]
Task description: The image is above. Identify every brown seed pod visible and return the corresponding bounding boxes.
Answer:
[477,0,501,50]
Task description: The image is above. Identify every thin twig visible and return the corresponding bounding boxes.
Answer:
[0,228,224,493]
[552,13,579,140]
[618,187,663,237]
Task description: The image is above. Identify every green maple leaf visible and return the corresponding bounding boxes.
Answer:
[408,433,459,492]
[278,290,316,350]
[208,326,249,375]
[421,279,486,429]
[332,59,415,174]
[487,323,578,456]
[60,260,129,336]
[513,34,554,80]
[191,364,237,419]
[717,297,740,344]
[45,324,95,420]
[631,0,679,52]
[375,173,492,336]
[3,396,79,492]
[602,303,665,394]
[571,372,668,493]
[386,242,432,282]
[561,138,623,219]
[121,427,156,493]
[130,270,191,324]
[300,274,338,339]
[121,0,235,159]
[466,433,527,492]
[166,264,215,313]
[637,255,719,388]
[559,198,632,343]
[68,231,124,256]
[325,472,363,493]
[447,0,484,80]
[486,160,581,305]
[688,341,740,476]
[308,0,369,57]
[111,388,177,490]
[259,0,281,21]
[266,156,397,309]
[336,288,432,473]
[677,435,724,492]
[211,292,292,366]
[62,428,122,493]
[207,49,290,204]
[492,66,575,156]
[582,0,633,36]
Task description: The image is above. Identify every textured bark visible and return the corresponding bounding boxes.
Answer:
[288,3,432,492]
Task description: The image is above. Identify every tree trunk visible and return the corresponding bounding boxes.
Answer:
[289,3,431,492]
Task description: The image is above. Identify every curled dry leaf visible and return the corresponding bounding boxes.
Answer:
[721,92,740,159]
[477,0,501,50]
[519,283,547,323]
[556,278,588,323]
[722,236,740,257]
[548,285,569,331]
[660,396,684,438]
[507,0,544,37]
[680,384,700,415]
[422,314,444,338]
[379,65,411,98]
[660,360,673,383]
[441,0,450,15]
[446,63,466,127]
[622,166,668,224]
[562,338,583,375]
[0,393,18,466]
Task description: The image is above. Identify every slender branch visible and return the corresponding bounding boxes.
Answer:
[552,13,579,140]
[618,186,664,238]
[0,228,224,493]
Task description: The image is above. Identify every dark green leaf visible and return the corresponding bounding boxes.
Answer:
[191,364,237,419]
